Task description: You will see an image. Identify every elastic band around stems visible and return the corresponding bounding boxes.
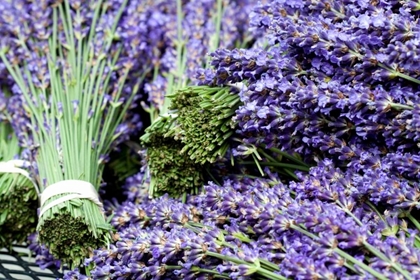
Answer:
[0,160,40,196]
[39,179,102,218]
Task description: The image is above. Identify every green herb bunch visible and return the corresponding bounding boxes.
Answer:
[0,0,142,267]
[167,85,240,165]
[141,116,203,198]
[140,0,230,199]
[0,121,38,249]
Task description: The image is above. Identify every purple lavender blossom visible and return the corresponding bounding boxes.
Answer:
[144,75,168,111]
[27,233,61,270]
[62,268,91,280]
[121,169,150,203]
[0,90,7,121]
[199,44,420,165]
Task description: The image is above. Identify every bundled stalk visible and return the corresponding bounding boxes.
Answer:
[140,0,210,199]
[141,115,204,198]
[0,121,38,248]
[140,0,239,198]
[167,85,240,164]
[0,0,143,267]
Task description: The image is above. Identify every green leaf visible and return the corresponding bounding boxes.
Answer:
[110,101,123,108]
[0,210,8,225]
[381,225,399,237]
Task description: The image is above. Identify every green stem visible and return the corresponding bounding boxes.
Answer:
[205,0,223,68]
[257,267,287,280]
[251,154,265,177]
[362,242,413,280]
[380,63,420,85]
[205,166,221,186]
[252,152,297,178]
[390,102,414,111]
[258,149,279,164]
[181,192,187,204]
[348,48,420,86]
[230,174,264,180]
[240,161,310,172]
[165,265,182,270]
[206,251,248,265]
[184,223,202,234]
[365,201,386,224]
[260,259,280,272]
[206,252,286,280]
[413,234,420,248]
[191,267,231,279]
[333,249,387,280]
[342,261,359,274]
[283,168,298,180]
[268,147,309,167]
[187,221,206,228]
[406,212,420,232]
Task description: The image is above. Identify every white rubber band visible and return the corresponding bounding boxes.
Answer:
[39,179,102,218]
[0,160,40,196]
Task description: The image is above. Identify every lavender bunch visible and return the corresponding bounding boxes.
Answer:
[191,0,420,169]
[66,194,286,279]
[166,83,310,179]
[0,0,147,267]
[197,46,342,163]
[64,172,420,279]
[251,0,420,152]
[0,119,38,248]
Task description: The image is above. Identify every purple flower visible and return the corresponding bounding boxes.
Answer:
[27,233,61,270]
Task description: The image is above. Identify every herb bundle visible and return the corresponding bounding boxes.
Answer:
[139,0,211,199]
[0,0,143,267]
[0,120,38,248]
[140,0,255,199]
[167,85,240,165]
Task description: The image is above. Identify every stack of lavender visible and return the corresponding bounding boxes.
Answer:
[1,0,420,279]
[65,173,419,279]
